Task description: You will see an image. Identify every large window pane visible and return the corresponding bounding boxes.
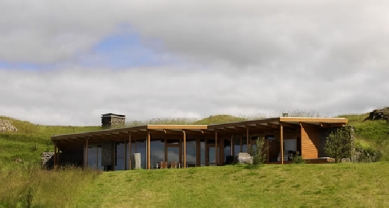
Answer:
[151,140,164,168]
[115,142,125,170]
[186,140,196,165]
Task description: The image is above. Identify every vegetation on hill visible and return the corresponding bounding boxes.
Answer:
[0,111,388,207]
[193,115,247,124]
[77,163,389,207]
[339,114,389,161]
[0,116,101,169]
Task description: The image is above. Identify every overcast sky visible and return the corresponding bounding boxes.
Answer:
[1,0,388,125]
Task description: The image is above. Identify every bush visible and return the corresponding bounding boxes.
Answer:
[292,151,305,164]
[325,126,354,163]
[250,137,268,166]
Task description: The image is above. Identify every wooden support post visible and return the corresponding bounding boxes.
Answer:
[280,125,284,165]
[215,131,218,166]
[183,131,187,169]
[128,134,132,170]
[147,131,151,170]
[54,143,57,168]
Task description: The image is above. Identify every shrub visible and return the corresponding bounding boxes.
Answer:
[292,151,305,164]
[325,126,354,163]
[250,137,268,166]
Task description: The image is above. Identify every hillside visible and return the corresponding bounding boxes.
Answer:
[76,163,389,207]
[0,116,101,169]
[339,113,389,160]
[1,112,388,168]
[0,112,389,207]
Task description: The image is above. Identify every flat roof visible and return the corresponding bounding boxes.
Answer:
[102,113,125,118]
[52,117,347,142]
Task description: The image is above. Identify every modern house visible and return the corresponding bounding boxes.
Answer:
[50,116,348,170]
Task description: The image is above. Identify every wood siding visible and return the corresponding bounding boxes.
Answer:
[300,123,319,159]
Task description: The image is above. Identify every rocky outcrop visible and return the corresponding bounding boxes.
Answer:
[0,119,18,132]
[364,107,389,121]
[42,152,55,169]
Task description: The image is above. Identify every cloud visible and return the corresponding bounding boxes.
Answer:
[1,65,388,125]
[0,1,389,125]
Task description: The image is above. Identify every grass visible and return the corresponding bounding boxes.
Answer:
[76,163,389,207]
[0,166,100,208]
[340,114,389,160]
[0,116,101,169]
[0,112,389,207]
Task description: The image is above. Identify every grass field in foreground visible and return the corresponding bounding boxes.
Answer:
[77,162,389,208]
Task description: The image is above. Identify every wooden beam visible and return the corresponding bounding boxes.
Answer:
[279,122,300,129]
[255,124,277,130]
[267,123,280,129]
[54,143,57,168]
[183,131,187,169]
[280,117,348,124]
[320,123,345,128]
[162,129,183,135]
[300,122,319,128]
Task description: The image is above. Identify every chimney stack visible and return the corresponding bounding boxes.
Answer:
[102,113,125,128]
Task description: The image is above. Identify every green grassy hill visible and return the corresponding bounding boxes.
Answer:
[0,112,388,207]
[339,113,389,160]
[0,116,101,169]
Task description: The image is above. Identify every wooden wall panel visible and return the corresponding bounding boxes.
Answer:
[300,124,319,159]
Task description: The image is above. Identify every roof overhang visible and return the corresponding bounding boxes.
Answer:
[51,117,347,151]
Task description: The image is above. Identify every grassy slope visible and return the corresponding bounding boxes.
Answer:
[339,113,389,160]
[0,113,389,207]
[77,163,389,207]
[0,116,101,169]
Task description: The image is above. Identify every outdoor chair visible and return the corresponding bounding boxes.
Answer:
[170,162,178,168]
[160,161,168,169]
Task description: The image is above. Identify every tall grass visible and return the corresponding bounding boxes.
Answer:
[77,163,389,207]
[0,165,100,207]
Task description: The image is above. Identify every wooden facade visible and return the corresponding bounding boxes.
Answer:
[51,117,347,170]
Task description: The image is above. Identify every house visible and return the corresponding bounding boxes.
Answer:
[50,116,348,170]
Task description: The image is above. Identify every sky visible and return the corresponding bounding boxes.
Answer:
[1,0,389,126]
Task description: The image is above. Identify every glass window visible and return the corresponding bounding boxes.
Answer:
[186,140,196,165]
[150,140,165,168]
[115,142,125,170]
